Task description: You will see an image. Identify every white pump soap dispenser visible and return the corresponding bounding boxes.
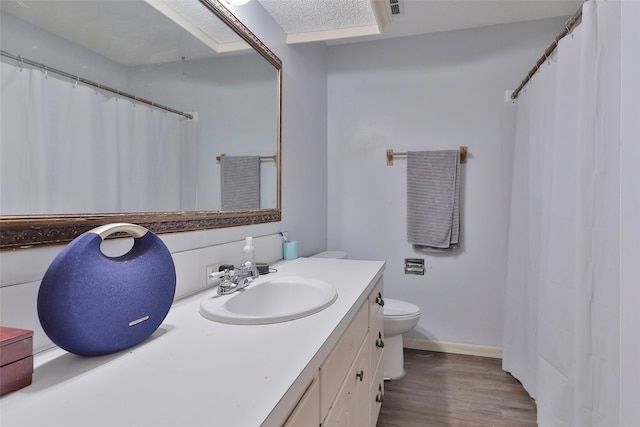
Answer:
[242,236,259,278]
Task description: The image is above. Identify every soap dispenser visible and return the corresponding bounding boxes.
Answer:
[242,236,259,278]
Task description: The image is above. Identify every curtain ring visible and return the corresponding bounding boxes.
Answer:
[73,77,79,88]
[17,55,23,72]
[565,24,573,38]
[43,66,48,79]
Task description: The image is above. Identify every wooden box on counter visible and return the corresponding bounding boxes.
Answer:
[1,326,34,395]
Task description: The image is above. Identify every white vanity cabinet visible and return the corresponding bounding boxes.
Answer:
[322,277,385,427]
[284,277,385,427]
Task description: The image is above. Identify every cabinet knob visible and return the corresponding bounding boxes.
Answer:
[356,370,364,381]
[375,292,384,307]
[375,383,384,403]
[376,332,385,349]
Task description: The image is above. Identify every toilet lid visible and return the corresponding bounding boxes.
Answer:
[383,298,421,317]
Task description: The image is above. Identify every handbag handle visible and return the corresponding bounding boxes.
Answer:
[90,223,148,240]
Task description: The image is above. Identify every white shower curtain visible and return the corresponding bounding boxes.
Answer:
[0,61,196,214]
[503,1,639,426]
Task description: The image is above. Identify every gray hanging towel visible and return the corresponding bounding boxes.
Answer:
[220,156,260,210]
[407,150,460,250]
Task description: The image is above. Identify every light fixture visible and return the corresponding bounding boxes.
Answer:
[225,0,250,5]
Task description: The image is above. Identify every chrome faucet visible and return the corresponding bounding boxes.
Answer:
[217,261,259,295]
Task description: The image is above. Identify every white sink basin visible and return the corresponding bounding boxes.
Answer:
[199,276,338,325]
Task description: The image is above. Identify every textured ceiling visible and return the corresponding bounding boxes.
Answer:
[257,0,584,45]
[257,0,377,33]
[256,0,392,43]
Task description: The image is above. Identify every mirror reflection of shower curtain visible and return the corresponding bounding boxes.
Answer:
[0,61,197,214]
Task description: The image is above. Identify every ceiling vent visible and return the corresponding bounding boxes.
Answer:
[389,0,401,15]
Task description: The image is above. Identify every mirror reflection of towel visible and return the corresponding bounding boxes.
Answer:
[407,150,460,251]
[221,156,260,210]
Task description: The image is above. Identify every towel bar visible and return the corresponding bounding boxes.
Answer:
[216,153,277,161]
[386,146,467,166]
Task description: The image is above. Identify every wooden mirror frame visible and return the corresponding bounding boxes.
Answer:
[0,0,282,251]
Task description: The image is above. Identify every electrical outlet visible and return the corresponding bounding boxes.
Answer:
[206,264,223,286]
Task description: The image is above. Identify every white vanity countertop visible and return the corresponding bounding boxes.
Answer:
[0,257,385,427]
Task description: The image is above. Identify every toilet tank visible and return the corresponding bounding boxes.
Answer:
[310,251,347,259]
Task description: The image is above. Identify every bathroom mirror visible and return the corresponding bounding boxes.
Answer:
[0,0,282,250]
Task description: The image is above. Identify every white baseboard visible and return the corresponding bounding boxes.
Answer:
[403,337,503,359]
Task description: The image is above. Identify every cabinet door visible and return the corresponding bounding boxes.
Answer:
[353,333,370,427]
[323,334,369,427]
[284,376,320,427]
[322,377,356,427]
[320,304,368,420]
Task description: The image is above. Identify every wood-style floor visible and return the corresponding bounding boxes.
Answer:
[377,349,537,427]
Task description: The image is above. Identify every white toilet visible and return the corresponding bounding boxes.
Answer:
[310,251,422,380]
[382,298,421,380]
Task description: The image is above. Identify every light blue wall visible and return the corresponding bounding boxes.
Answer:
[326,17,568,347]
[1,2,573,351]
[229,2,329,256]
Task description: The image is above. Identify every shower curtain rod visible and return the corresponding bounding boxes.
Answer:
[0,49,194,120]
[510,6,583,100]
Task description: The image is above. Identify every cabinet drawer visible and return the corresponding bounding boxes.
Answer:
[368,278,385,377]
[370,311,384,376]
[320,302,368,420]
[368,278,384,328]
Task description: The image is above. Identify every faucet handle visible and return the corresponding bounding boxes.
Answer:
[241,261,259,278]
[222,268,233,281]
